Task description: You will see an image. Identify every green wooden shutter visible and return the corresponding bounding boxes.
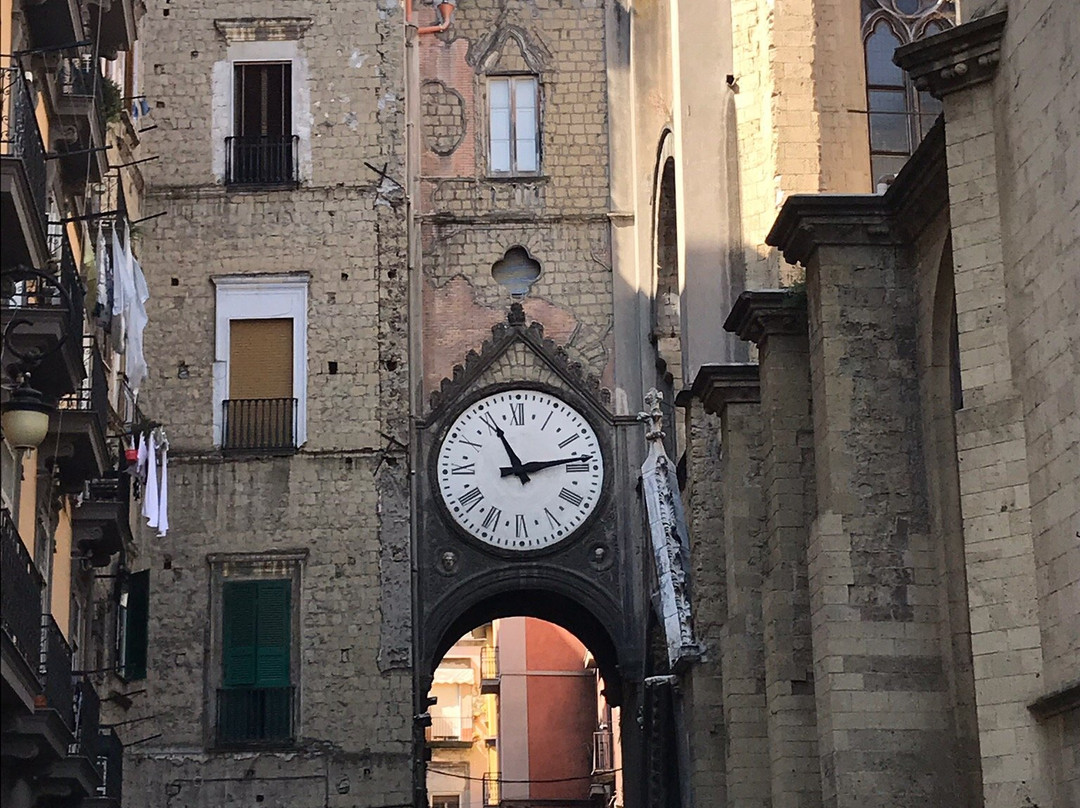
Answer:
[223,581,259,687]
[254,579,290,688]
[123,570,150,680]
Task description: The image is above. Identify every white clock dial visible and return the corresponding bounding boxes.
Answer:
[436,389,605,551]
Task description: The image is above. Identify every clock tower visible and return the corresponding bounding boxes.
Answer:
[413,306,649,804]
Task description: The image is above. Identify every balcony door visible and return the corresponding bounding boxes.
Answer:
[230,62,293,184]
[226,318,294,451]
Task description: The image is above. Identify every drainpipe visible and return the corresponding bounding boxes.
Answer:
[405,0,457,35]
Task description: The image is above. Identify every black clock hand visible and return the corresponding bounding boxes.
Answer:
[481,413,530,483]
[499,455,593,477]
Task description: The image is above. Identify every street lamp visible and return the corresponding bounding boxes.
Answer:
[1,265,75,450]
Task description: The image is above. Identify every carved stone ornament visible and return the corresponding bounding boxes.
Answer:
[893,11,1006,99]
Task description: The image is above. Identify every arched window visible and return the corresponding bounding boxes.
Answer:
[862,0,955,188]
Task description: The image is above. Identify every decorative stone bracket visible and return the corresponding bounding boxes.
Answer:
[893,10,1006,98]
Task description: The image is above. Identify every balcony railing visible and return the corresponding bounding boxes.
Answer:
[58,335,109,433]
[592,730,614,773]
[1,64,48,229]
[482,772,501,807]
[427,715,471,742]
[58,57,106,124]
[216,687,295,747]
[39,615,75,732]
[70,675,103,776]
[1,508,45,673]
[95,726,123,802]
[225,135,299,187]
[480,647,499,680]
[222,398,297,454]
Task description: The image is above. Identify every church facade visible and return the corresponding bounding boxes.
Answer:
[108,0,1076,807]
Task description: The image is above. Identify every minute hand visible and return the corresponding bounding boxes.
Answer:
[500,455,592,477]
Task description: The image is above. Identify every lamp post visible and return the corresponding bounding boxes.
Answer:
[1,265,75,450]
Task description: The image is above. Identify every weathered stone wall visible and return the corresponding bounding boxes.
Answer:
[416,0,614,399]
[117,1,411,805]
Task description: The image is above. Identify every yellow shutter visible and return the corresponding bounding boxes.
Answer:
[229,319,293,399]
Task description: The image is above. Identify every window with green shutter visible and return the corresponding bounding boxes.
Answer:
[219,578,293,745]
[121,570,150,681]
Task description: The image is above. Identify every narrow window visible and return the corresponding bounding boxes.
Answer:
[119,569,150,680]
[228,63,296,186]
[218,579,293,746]
[488,76,539,175]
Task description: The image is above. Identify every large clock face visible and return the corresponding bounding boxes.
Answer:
[436,389,605,551]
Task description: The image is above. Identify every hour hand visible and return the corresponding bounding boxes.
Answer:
[500,455,592,477]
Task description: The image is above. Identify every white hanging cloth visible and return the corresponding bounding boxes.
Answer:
[156,439,169,537]
[126,258,151,394]
[136,432,148,481]
[110,225,129,349]
[143,431,159,528]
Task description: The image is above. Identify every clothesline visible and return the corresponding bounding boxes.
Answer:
[132,427,169,538]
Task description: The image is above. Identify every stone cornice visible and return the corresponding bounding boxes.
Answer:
[893,11,1006,99]
[685,364,760,416]
[766,121,947,266]
[723,290,807,347]
[214,17,313,42]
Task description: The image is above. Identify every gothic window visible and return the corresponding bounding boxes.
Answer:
[862,0,955,188]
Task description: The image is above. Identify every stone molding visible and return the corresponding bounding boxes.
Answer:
[767,121,947,266]
[1028,679,1080,722]
[214,17,314,43]
[723,290,807,347]
[685,363,760,416]
[893,11,1006,99]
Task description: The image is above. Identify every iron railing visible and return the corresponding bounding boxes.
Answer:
[593,729,615,773]
[57,56,106,130]
[2,238,86,342]
[428,715,470,741]
[57,335,109,435]
[39,614,75,732]
[482,772,501,807]
[222,397,297,454]
[1,64,48,228]
[225,135,299,187]
[83,473,132,517]
[216,687,295,747]
[95,726,123,802]
[70,675,103,776]
[1,508,44,672]
[480,647,499,681]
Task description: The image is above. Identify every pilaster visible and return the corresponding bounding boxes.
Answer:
[726,292,821,808]
[897,15,1055,808]
[767,198,958,807]
[691,365,770,808]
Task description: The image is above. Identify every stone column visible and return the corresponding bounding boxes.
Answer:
[693,365,771,808]
[896,15,1058,808]
[767,198,958,807]
[727,292,821,808]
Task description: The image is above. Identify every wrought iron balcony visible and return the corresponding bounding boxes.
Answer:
[51,57,108,182]
[72,473,132,567]
[1,239,87,401]
[1,64,49,271]
[43,335,111,490]
[222,397,298,454]
[482,772,501,807]
[225,135,299,188]
[1,507,45,704]
[480,646,500,694]
[93,726,124,804]
[39,615,75,732]
[44,674,106,798]
[216,687,295,748]
[592,729,615,774]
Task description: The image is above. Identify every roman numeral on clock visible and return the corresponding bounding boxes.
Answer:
[509,403,524,426]
[544,507,561,528]
[458,487,483,512]
[479,413,500,434]
[451,463,475,475]
[558,433,580,449]
[515,514,528,538]
[459,437,482,451]
[558,488,584,507]
[565,461,590,473]
[481,507,502,531]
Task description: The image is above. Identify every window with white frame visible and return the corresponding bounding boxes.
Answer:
[488,76,539,175]
[212,275,308,451]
